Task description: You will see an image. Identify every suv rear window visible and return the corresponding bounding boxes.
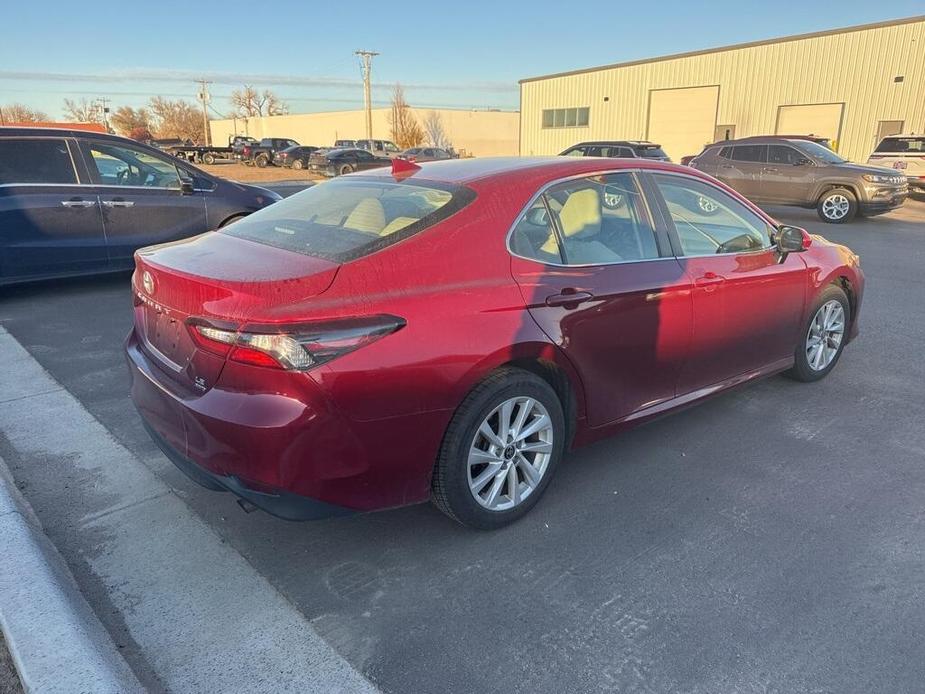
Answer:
[875,137,925,153]
[224,177,476,262]
[0,138,77,185]
[731,145,767,163]
[634,145,668,159]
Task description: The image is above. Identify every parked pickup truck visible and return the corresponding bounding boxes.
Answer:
[241,138,300,167]
[167,135,257,165]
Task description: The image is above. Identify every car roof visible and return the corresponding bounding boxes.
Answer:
[359,156,697,186]
[567,140,660,148]
[711,136,819,146]
[0,126,131,141]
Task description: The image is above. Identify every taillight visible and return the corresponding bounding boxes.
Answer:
[187,316,405,370]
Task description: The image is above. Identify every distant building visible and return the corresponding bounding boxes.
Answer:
[210,107,520,157]
[519,15,925,163]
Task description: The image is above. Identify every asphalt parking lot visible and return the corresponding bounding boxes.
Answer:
[2,196,924,693]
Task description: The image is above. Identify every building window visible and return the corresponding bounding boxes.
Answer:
[542,107,589,129]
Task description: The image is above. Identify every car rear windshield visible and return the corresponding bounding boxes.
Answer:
[875,137,925,153]
[224,177,476,262]
[635,145,668,159]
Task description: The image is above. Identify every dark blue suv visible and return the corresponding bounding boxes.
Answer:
[0,127,281,286]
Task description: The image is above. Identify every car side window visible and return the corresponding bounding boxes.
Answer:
[717,146,731,159]
[355,150,373,160]
[652,174,773,256]
[767,145,803,165]
[0,138,77,185]
[542,173,658,265]
[510,199,562,264]
[87,143,181,189]
[563,147,586,157]
[731,145,767,163]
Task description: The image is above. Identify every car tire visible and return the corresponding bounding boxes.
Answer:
[255,154,269,168]
[786,285,850,382]
[817,188,857,223]
[292,159,303,170]
[339,164,354,176]
[432,368,565,530]
[202,152,216,165]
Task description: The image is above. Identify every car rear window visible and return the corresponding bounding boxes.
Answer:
[634,145,668,159]
[0,138,77,185]
[875,137,925,153]
[224,177,476,262]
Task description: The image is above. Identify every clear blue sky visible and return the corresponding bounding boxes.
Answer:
[2,1,923,119]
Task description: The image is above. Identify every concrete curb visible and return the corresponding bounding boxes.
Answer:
[0,456,144,694]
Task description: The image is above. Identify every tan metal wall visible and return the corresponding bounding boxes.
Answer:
[520,17,925,163]
[210,108,520,157]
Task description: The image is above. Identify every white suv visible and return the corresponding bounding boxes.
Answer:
[867,135,925,193]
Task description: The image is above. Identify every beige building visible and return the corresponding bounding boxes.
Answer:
[520,15,925,163]
[210,107,520,157]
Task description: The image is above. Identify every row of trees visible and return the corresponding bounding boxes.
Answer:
[3,84,453,150]
[1,85,291,143]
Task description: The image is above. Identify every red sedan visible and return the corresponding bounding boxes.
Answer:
[126,157,864,529]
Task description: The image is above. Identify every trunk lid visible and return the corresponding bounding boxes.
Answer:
[133,232,339,391]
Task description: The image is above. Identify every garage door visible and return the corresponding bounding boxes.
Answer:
[647,86,719,162]
[776,104,843,143]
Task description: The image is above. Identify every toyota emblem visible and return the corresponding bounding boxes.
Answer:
[142,271,154,295]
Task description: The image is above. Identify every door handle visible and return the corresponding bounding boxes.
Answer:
[719,164,734,169]
[762,167,778,172]
[545,290,594,308]
[60,199,96,208]
[102,200,135,208]
[694,271,726,292]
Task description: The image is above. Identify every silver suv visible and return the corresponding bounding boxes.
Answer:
[691,136,908,223]
[867,135,925,193]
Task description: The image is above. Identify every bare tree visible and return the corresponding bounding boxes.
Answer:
[63,97,103,123]
[148,97,202,142]
[229,85,289,118]
[0,103,50,123]
[423,111,452,150]
[388,85,425,149]
[110,106,152,137]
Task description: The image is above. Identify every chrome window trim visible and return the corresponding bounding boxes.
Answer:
[0,182,212,193]
[505,168,668,269]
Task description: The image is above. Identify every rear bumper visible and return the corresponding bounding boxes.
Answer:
[141,419,353,520]
[125,329,442,516]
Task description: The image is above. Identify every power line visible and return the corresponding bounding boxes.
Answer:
[354,50,379,140]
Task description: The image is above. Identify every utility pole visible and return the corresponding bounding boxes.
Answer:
[196,79,213,145]
[354,50,379,140]
[95,97,111,131]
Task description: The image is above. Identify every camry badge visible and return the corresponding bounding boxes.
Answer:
[142,271,154,295]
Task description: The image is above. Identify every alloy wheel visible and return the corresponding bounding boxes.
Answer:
[822,194,850,220]
[467,397,554,511]
[806,300,846,371]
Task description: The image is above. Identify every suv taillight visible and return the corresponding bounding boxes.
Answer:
[187,316,405,370]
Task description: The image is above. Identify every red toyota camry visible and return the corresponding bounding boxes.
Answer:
[126,157,864,529]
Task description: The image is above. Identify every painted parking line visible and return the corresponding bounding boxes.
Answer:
[0,327,378,694]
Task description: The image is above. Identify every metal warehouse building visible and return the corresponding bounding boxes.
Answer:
[519,15,925,163]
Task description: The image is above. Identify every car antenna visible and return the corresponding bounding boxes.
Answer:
[391,157,421,177]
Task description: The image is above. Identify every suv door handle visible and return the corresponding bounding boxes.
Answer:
[102,200,135,208]
[545,290,594,308]
[719,164,734,169]
[60,199,96,208]
[762,167,778,172]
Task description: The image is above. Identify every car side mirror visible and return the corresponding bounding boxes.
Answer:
[776,225,811,258]
[794,158,813,166]
[179,178,195,195]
